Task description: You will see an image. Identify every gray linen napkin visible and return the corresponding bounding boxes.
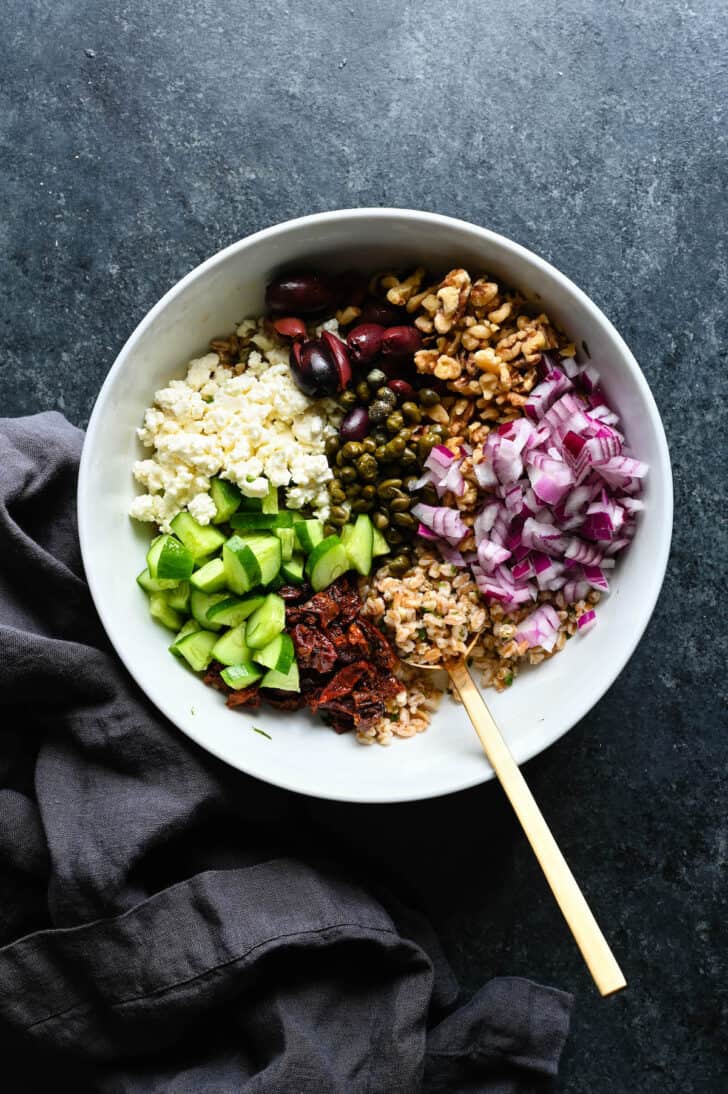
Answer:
[0,412,572,1093]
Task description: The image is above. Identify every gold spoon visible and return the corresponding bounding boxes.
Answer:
[406,633,626,997]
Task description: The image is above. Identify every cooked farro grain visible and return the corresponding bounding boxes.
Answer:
[362,546,601,703]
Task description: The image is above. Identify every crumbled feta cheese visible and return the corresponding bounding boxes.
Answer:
[129,317,340,530]
[187,492,217,525]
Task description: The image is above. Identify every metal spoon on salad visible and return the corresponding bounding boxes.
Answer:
[403,623,626,997]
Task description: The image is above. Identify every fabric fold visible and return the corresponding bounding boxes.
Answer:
[0,413,572,1092]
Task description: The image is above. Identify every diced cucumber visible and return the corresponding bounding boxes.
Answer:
[149,592,184,631]
[136,568,180,594]
[245,593,286,649]
[190,589,229,632]
[210,477,242,524]
[169,618,201,657]
[170,512,226,562]
[280,552,305,584]
[190,557,227,593]
[261,483,279,514]
[147,534,194,581]
[294,518,324,553]
[211,623,251,667]
[238,496,263,511]
[206,594,265,628]
[175,629,218,672]
[223,534,281,594]
[230,511,293,532]
[220,662,264,690]
[252,632,294,673]
[342,514,374,575]
[372,526,390,557]
[240,535,282,586]
[223,535,261,594]
[275,526,296,562]
[261,661,300,692]
[165,581,191,614]
[305,535,350,592]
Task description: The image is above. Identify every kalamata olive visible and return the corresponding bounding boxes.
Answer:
[272,316,307,340]
[347,323,385,364]
[320,330,352,390]
[289,339,340,397]
[340,405,370,442]
[359,300,407,327]
[387,378,416,399]
[381,325,423,358]
[266,271,334,315]
[334,270,368,308]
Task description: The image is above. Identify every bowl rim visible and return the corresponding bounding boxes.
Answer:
[78,208,673,802]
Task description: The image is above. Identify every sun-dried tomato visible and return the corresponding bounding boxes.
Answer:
[278,582,313,603]
[290,623,338,674]
[204,661,230,694]
[313,661,370,706]
[356,617,398,671]
[262,689,306,710]
[226,685,261,709]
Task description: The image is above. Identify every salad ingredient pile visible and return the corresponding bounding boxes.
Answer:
[130,262,647,743]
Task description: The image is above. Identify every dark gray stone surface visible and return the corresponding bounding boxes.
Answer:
[1,1,726,1090]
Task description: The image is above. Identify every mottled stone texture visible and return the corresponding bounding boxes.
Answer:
[1,1,726,1090]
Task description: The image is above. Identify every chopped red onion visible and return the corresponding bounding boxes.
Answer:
[406,356,646,630]
[577,608,597,632]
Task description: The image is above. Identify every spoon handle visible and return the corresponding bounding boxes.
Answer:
[447,658,626,997]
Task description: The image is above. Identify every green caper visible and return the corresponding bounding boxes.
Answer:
[335,449,346,467]
[361,484,376,500]
[372,510,390,530]
[377,478,403,499]
[392,512,416,530]
[341,440,364,461]
[368,399,390,423]
[346,482,362,498]
[398,426,413,442]
[384,527,404,545]
[417,433,437,460]
[339,465,358,484]
[418,387,440,406]
[362,437,377,454]
[390,496,412,513]
[372,430,388,447]
[386,412,405,434]
[351,498,374,514]
[355,381,371,402]
[375,444,388,461]
[384,436,406,457]
[421,484,438,507]
[375,387,397,409]
[324,523,337,537]
[400,446,418,468]
[366,367,387,387]
[339,389,358,409]
[356,453,378,481]
[401,401,422,424]
[429,422,445,437]
[329,505,349,526]
[325,435,340,457]
[403,475,420,492]
[388,556,410,576]
[329,482,347,503]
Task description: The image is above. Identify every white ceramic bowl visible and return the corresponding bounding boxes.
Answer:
[78,210,672,803]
